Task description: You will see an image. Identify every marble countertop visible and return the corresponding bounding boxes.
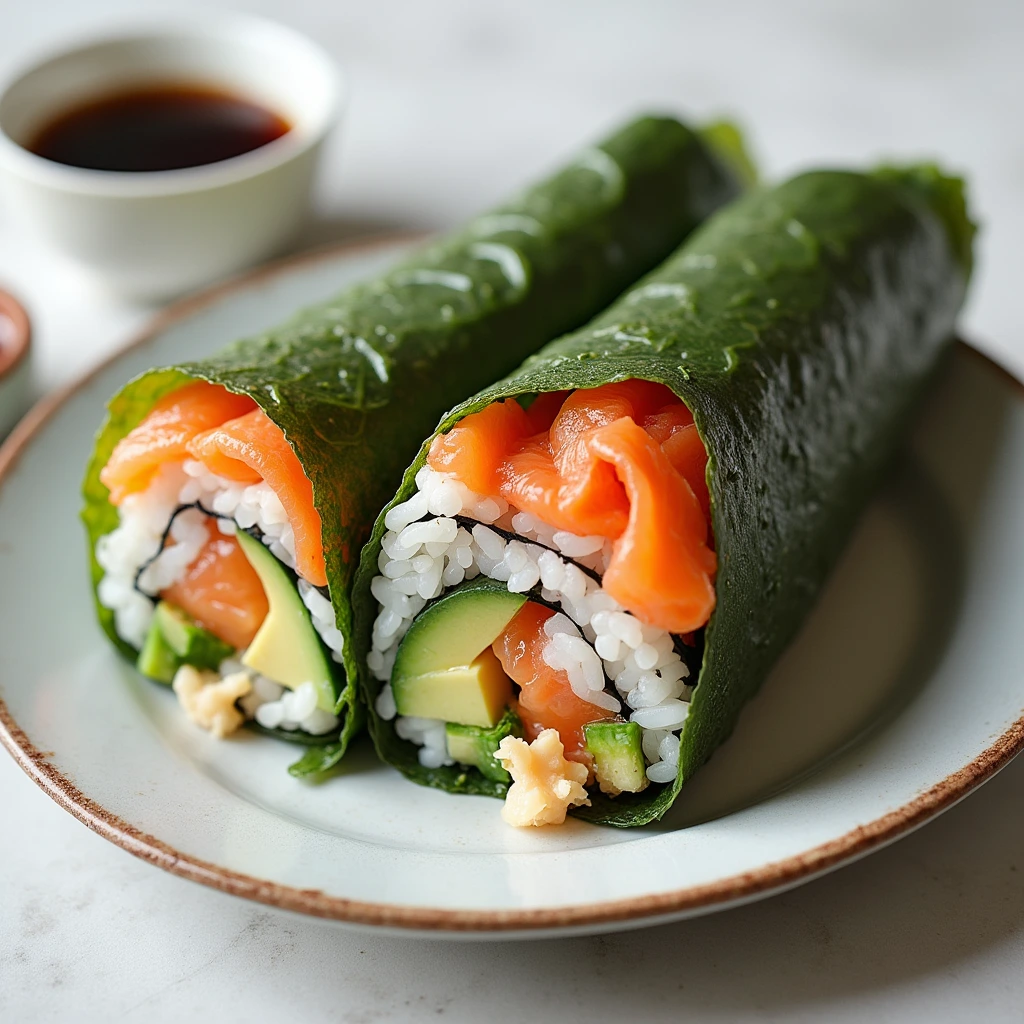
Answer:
[2,1,1023,1020]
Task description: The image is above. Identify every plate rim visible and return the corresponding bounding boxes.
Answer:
[2,236,1023,934]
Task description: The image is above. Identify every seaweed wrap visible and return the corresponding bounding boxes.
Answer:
[357,163,974,826]
[82,114,748,774]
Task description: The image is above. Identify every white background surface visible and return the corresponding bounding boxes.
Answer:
[2,1,1023,1020]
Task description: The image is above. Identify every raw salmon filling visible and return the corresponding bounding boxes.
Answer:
[369,381,716,822]
[95,382,342,737]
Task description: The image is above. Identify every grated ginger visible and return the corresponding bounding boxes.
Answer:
[494,729,590,827]
[172,666,252,738]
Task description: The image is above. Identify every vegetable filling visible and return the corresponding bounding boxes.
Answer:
[369,380,715,826]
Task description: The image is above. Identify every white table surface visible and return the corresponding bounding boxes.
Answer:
[2,1,1023,1020]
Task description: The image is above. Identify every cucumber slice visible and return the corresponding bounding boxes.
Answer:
[153,601,234,670]
[445,709,523,783]
[136,617,180,683]
[584,720,650,795]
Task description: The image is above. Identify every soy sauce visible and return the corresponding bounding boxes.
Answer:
[28,84,291,173]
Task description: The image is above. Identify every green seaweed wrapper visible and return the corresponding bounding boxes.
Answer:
[354,164,975,823]
[82,114,748,771]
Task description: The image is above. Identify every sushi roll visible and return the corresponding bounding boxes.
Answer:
[356,164,975,826]
[82,114,749,775]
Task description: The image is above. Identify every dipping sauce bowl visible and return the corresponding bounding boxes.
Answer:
[0,15,342,299]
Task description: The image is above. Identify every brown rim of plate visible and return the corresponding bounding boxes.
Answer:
[0,236,1022,933]
[0,287,31,378]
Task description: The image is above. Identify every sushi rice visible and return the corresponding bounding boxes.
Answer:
[96,459,342,737]
[369,465,694,782]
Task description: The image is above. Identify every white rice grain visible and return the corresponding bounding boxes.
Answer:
[630,700,690,730]
[646,760,678,783]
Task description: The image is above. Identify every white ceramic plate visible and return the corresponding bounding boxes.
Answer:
[2,238,1022,939]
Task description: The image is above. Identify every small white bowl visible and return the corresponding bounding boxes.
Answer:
[0,15,342,299]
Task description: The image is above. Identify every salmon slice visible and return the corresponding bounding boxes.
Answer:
[492,602,609,766]
[550,381,679,456]
[528,382,669,536]
[162,521,269,650]
[100,381,256,504]
[659,423,710,523]
[101,380,327,588]
[588,417,716,633]
[638,401,694,444]
[187,410,327,587]
[428,379,717,635]
[640,403,710,521]
[523,390,570,433]
[427,399,533,497]
[501,429,630,538]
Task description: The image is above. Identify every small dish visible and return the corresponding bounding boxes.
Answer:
[1,238,1022,938]
[0,288,32,437]
[0,14,342,299]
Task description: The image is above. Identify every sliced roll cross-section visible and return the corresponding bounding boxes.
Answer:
[369,380,715,825]
[96,380,344,740]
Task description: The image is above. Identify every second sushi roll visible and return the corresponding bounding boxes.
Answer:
[355,164,975,826]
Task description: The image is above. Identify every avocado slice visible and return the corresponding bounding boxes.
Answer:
[393,576,528,676]
[583,720,650,795]
[136,615,181,683]
[153,600,234,670]
[235,529,336,712]
[394,648,513,728]
[446,709,523,783]
[391,576,526,727]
